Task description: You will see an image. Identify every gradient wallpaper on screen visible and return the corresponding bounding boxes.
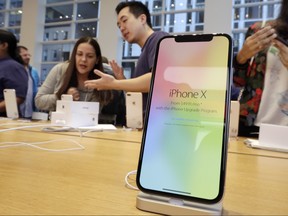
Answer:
[139,35,230,201]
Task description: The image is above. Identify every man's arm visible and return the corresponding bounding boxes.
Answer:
[84,70,152,93]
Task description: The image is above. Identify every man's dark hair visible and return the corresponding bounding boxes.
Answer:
[115,1,152,29]
[16,45,28,53]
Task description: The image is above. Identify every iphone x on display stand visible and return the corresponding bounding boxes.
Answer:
[136,34,232,215]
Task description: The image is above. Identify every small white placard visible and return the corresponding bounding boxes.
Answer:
[245,123,288,152]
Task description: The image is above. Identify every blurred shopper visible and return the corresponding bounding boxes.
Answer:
[17,45,40,118]
[233,0,288,137]
[0,30,27,117]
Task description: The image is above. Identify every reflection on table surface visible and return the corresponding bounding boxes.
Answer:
[0,118,287,215]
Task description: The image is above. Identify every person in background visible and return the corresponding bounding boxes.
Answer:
[233,0,288,137]
[17,45,40,118]
[35,36,113,113]
[85,1,169,112]
[0,29,28,117]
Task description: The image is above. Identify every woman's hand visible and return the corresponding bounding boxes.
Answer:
[66,87,80,101]
[237,26,277,64]
[273,39,288,69]
[84,69,116,90]
[110,60,126,80]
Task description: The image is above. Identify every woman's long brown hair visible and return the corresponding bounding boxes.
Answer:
[56,37,113,105]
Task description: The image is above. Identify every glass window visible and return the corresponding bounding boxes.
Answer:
[9,10,21,26]
[195,24,203,31]
[45,4,73,23]
[44,1,100,40]
[46,0,68,3]
[185,10,204,32]
[187,0,193,9]
[144,0,162,12]
[163,12,193,33]
[233,0,275,4]
[195,10,204,23]
[77,1,99,20]
[10,0,22,8]
[267,3,280,18]
[165,0,204,12]
[122,41,141,59]
[0,12,4,27]
[0,0,22,40]
[75,21,98,38]
[42,43,74,62]
[234,8,240,20]
[248,0,258,3]
[44,24,71,41]
[151,14,162,28]
[0,0,6,10]
[245,5,262,19]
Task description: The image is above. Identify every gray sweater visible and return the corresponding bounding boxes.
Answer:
[35,62,105,112]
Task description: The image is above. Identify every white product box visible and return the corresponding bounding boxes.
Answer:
[51,100,99,127]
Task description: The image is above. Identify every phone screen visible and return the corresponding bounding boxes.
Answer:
[136,34,232,203]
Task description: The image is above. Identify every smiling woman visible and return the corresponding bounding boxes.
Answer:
[34,36,113,113]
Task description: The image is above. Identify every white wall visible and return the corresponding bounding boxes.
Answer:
[97,0,122,63]
[20,0,45,72]
[204,0,233,35]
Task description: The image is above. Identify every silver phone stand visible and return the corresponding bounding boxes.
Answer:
[136,192,223,215]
